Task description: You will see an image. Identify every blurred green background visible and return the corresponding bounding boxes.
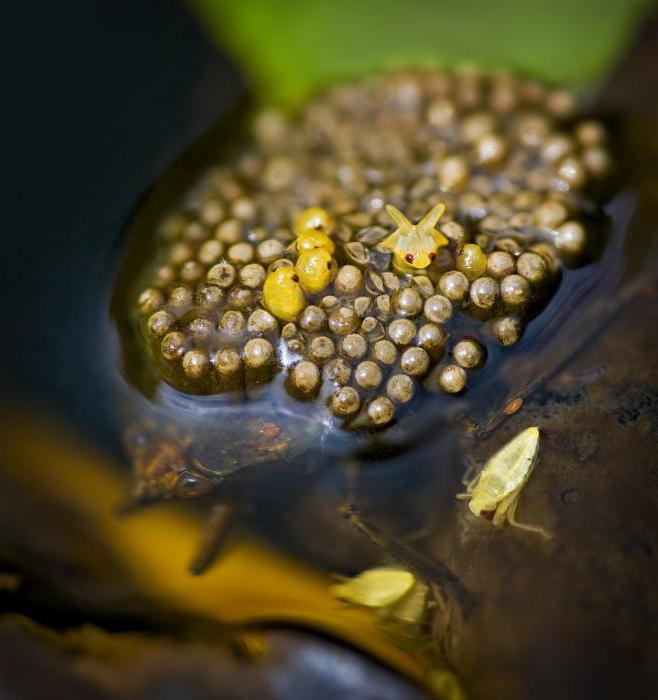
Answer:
[192,0,651,105]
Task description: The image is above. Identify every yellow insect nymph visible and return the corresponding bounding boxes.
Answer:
[295,229,336,255]
[262,267,306,321]
[331,565,429,624]
[293,206,336,237]
[458,426,551,538]
[379,203,448,273]
[295,247,335,294]
[331,566,414,607]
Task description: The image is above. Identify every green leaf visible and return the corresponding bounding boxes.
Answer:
[191,0,649,106]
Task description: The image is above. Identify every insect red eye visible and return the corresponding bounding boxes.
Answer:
[404,253,414,263]
[429,252,436,261]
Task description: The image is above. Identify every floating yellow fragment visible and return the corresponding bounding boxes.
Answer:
[385,580,429,624]
[331,566,415,608]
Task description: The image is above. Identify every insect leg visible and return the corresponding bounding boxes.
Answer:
[491,490,518,527]
[506,494,552,539]
[456,468,482,498]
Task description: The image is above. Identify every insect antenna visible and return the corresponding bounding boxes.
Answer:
[385,204,413,232]
[417,203,446,234]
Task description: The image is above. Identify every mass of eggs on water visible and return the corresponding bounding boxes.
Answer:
[135,69,612,430]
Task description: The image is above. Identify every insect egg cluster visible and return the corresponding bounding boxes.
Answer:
[132,69,613,430]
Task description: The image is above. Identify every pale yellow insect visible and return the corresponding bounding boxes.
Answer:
[262,267,306,321]
[379,203,448,273]
[295,247,335,294]
[295,229,335,255]
[331,566,414,607]
[384,579,429,624]
[458,426,551,538]
[293,206,336,237]
[331,566,428,624]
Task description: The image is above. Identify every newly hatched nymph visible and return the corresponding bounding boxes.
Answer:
[458,426,551,538]
[291,206,337,294]
[263,267,307,321]
[379,203,449,273]
[295,247,335,293]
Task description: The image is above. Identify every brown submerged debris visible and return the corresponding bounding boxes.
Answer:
[132,69,612,430]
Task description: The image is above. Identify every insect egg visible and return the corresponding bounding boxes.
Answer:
[128,71,612,434]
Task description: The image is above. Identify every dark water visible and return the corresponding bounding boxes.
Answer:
[105,80,655,700]
[4,3,658,699]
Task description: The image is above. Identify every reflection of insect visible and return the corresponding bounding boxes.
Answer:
[379,203,448,273]
[331,565,429,624]
[458,426,551,538]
